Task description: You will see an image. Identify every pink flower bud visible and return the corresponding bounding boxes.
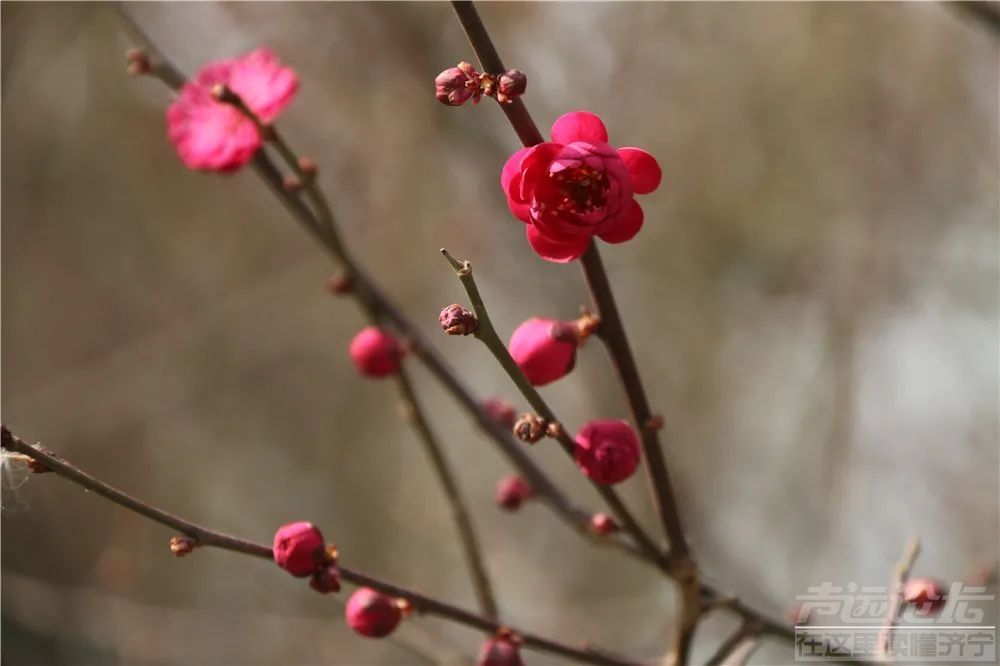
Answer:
[496,69,527,104]
[435,62,480,106]
[903,578,947,614]
[508,317,577,386]
[483,397,517,428]
[573,420,641,485]
[478,637,524,666]
[440,303,478,335]
[309,563,342,594]
[273,522,326,577]
[349,326,402,378]
[346,587,403,638]
[169,535,197,557]
[590,513,619,535]
[495,475,533,511]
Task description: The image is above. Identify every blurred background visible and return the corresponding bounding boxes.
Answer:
[2,2,998,664]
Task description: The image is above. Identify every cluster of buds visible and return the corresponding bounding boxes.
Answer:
[346,587,411,638]
[272,522,341,593]
[435,61,527,106]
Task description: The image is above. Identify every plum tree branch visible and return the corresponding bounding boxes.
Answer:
[0,426,641,666]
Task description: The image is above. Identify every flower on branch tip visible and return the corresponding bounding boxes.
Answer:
[478,636,524,666]
[508,317,578,386]
[273,521,327,577]
[346,587,403,638]
[495,474,533,511]
[439,303,478,336]
[903,578,947,615]
[166,48,298,172]
[349,327,403,378]
[501,110,662,262]
[573,420,641,485]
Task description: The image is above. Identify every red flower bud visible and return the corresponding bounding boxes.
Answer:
[590,513,619,535]
[435,62,480,106]
[273,522,326,577]
[440,303,478,335]
[478,637,524,666]
[346,587,403,638]
[495,474,533,511]
[483,397,517,429]
[169,535,197,557]
[903,578,947,614]
[496,69,527,104]
[349,326,402,378]
[508,317,577,386]
[573,420,641,485]
[309,563,342,594]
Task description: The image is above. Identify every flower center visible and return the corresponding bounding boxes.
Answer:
[551,165,609,215]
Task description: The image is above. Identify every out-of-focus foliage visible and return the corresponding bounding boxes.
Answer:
[2,3,997,664]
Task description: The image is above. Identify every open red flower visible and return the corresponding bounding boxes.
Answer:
[501,111,661,262]
[167,49,298,172]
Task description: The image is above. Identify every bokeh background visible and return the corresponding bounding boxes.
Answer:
[2,2,998,664]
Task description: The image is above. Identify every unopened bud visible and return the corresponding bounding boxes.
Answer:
[435,62,480,106]
[589,513,619,535]
[298,156,318,176]
[496,69,527,104]
[513,413,546,444]
[483,397,517,429]
[283,174,303,192]
[309,563,342,594]
[326,273,353,295]
[439,304,478,335]
[169,535,197,557]
[125,48,151,76]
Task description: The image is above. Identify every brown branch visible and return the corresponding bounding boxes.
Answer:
[1,427,641,666]
[704,621,763,666]
[441,249,667,569]
[115,6,658,573]
[448,2,700,663]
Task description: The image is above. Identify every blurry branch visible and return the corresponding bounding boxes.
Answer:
[2,570,457,666]
[949,2,1000,37]
[0,427,642,666]
[441,249,667,569]
[703,621,763,666]
[396,367,497,620]
[877,536,921,661]
[114,5,661,574]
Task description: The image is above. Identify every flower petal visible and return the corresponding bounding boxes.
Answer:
[526,225,591,263]
[501,146,532,195]
[598,200,644,244]
[550,111,608,145]
[618,147,661,195]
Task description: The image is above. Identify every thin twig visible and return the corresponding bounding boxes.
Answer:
[877,536,921,661]
[396,367,498,620]
[704,621,763,666]
[441,248,667,569]
[1,427,641,666]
